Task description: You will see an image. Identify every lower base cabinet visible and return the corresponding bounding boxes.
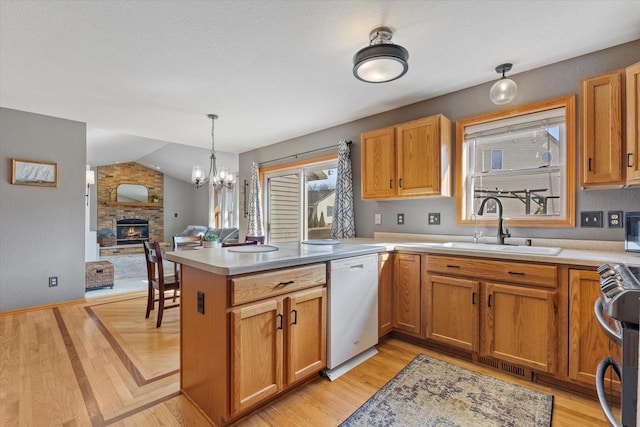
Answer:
[392,252,422,336]
[568,269,620,390]
[424,255,557,374]
[483,282,556,373]
[230,287,326,417]
[378,252,394,337]
[424,274,479,352]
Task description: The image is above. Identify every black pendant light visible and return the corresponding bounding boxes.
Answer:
[353,27,409,83]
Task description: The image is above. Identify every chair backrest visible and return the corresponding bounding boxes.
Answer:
[172,235,202,250]
[143,241,166,284]
[222,240,259,248]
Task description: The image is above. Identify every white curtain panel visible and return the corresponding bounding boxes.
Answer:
[332,139,355,239]
[246,161,265,237]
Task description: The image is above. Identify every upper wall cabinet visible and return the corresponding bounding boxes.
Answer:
[361,114,452,200]
[626,62,640,186]
[580,61,640,188]
[456,95,576,228]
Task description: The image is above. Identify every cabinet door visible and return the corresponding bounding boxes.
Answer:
[361,127,396,199]
[230,299,283,416]
[396,116,441,196]
[580,70,624,187]
[392,253,421,336]
[285,287,326,384]
[627,61,640,185]
[425,274,479,352]
[378,252,394,337]
[569,269,620,391]
[483,283,556,373]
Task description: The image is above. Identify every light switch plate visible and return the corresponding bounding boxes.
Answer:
[428,213,441,225]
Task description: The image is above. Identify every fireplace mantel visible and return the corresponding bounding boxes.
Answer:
[105,201,160,207]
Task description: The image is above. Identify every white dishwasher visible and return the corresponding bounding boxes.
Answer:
[325,253,379,380]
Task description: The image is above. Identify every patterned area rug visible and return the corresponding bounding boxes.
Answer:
[340,354,553,427]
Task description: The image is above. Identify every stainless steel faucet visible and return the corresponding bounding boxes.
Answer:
[477,196,511,245]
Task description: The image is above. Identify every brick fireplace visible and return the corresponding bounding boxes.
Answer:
[97,162,164,248]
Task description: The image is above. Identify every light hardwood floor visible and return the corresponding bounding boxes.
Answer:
[0,292,615,426]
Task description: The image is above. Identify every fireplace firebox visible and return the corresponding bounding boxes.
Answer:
[116,218,149,245]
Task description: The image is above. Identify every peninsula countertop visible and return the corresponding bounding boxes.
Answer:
[166,237,640,276]
[165,241,389,276]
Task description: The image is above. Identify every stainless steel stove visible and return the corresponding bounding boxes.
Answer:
[596,263,640,427]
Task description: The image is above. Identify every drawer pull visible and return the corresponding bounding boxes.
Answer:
[446,264,460,269]
[277,314,283,330]
[508,271,525,276]
[278,280,295,286]
[292,309,298,325]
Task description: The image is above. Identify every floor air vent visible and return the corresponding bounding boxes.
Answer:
[476,356,533,380]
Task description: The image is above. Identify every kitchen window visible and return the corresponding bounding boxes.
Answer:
[456,95,576,227]
[261,156,338,243]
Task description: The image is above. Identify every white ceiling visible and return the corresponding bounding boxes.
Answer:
[1,1,639,181]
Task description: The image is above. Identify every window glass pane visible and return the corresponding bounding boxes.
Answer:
[267,173,300,243]
[463,107,567,221]
[305,166,337,239]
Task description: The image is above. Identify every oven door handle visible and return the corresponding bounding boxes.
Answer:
[595,357,622,427]
[594,299,623,346]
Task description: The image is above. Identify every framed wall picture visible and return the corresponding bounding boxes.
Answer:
[11,159,58,187]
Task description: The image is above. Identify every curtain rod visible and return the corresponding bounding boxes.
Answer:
[258,140,352,166]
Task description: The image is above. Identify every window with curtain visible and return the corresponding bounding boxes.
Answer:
[262,157,338,243]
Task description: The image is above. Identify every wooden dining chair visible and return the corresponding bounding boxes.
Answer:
[143,241,180,328]
[222,240,258,248]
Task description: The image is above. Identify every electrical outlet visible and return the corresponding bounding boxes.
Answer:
[374,213,381,225]
[428,213,441,225]
[397,213,405,225]
[580,211,603,228]
[608,210,623,228]
[49,276,58,287]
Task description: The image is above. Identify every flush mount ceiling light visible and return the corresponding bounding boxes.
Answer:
[191,114,236,190]
[353,26,409,83]
[489,63,518,105]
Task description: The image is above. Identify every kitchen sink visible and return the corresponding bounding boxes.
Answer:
[442,242,562,256]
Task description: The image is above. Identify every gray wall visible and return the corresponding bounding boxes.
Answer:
[1,108,86,311]
[239,40,640,243]
[163,174,200,241]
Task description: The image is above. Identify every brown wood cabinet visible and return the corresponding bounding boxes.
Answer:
[580,70,624,188]
[230,287,326,417]
[424,255,557,373]
[568,269,620,391]
[483,282,556,373]
[392,252,422,336]
[424,274,479,352]
[580,61,640,188]
[180,263,326,425]
[378,252,394,337]
[361,114,451,199]
[626,61,640,185]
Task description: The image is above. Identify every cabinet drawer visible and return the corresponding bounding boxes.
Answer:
[232,264,327,306]
[427,255,557,288]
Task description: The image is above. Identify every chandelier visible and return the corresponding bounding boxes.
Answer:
[191,114,236,190]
